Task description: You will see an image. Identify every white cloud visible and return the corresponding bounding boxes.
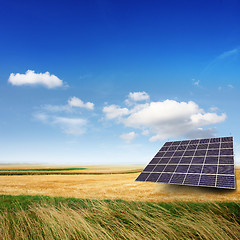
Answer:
[34,97,94,136]
[103,95,227,141]
[34,113,87,136]
[33,112,49,122]
[41,97,94,113]
[120,132,138,143]
[125,91,150,106]
[142,130,149,136]
[52,117,87,135]
[42,104,72,113]
[218,47,240,59]
[68,97,94,110]
[210,106,219,112]
[184,128,217,139]
[228,84,234,88]
[8,70,64,88]
[128,91,150,101]
[103,105,129,119]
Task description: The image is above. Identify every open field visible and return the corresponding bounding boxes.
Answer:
[0,165,142,175]
[1,166,240,239]
[0,165,239,202]
[1,195,240,240]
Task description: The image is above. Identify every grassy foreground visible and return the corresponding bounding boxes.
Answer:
[1,195,240,239]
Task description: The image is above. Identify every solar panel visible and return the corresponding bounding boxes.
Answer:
[136,136,236,189]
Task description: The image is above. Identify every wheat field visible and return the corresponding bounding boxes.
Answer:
[0,165,239,202]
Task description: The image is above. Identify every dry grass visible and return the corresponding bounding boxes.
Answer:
[0,166,239,202]
[1,199,240,240]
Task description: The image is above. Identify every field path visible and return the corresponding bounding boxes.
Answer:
[0,168,240,202]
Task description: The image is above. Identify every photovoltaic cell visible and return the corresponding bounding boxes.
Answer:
[136,136,236,189]
[170,173,186,184]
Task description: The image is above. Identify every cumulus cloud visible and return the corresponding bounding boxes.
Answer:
[41,97,94,113]
[125,91,150,105]
[103,95,227,141]
[103,105,129,119]
[68,97,94,110]
[128,91,150,101]
[8,70,64,88]
[120,132,138,143]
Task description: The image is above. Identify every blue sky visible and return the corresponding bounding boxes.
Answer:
[1,0,240,165]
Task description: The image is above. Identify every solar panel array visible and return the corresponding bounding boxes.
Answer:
[136,137,235,189]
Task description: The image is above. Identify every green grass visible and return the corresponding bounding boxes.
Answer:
[1,195,240,239]
[0,167,87,172]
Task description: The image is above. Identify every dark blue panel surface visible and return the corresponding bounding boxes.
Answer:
[157,173,172,183]
[173,151,184,157]
[170,173,186,184]
[192,157,204,164]
[190,139,199,144]
[177,145,187,150]
[210,138,220,143]
[220,149,233,155]
[184,174,200,185]
[149,158,160,164]
[221,137,233,142]
[187,144,198,150]
[136,136,235,189]
[153,165,165,172]
[168,146,178,151]
[175,165,189,173]
[143,165,156,172]
[180,157,192,164]
[219,156,234,164]
[164,142,172,146]
[218,165,234,175]
[155,152,165,157]
[221,142,233,149]
[158,158,170,164]
[145,173,160,182]
[199,174,216,186]
[195,150,207,156]
[188,165,203,173]
[184,151,195,156]
[136,172,149,181]
[209,143,220,149]
[164,152,174,157]
[202,165,217,174]
[207,149,219,156]
[160,146,169,151]
[197,144,208,149]
[169,157,181,164]
[216,175,235,189]
[163,165,177,172]
[205,157,218,164]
